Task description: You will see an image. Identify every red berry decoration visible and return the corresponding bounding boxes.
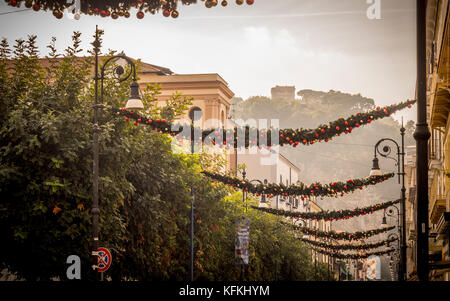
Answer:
[137,11,144,19]
[408,104,412,108]
[336,126,340,131]
[321,129,325,133]
[246,0,255,4]
[10,0,17,6]
[163,10,171,17]
[33,4,40,11]
[376,106,380,110]
[100,10,107,17]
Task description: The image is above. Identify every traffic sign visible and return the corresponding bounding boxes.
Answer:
[97,247,112,272]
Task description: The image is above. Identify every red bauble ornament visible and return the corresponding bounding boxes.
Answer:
[376,106,380,110]
[321,129,325,133]
[356,123,360,127]
[336,126,340,131]
[163,10,171,17]
[137,11,144,19]
[10,0,17,6]
[33,4,40,11]
[246,0,254,4]
[100,10,107,17]
[408,104,412,108]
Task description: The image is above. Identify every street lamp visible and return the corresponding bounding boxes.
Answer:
[91,27,143,280]
[188,106,202,282]
[369,124,406,281]
[387,232,400,281]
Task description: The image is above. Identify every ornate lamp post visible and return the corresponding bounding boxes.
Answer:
[188,106,202,281]
[91,26,143,279]
[386,232,400,281]
[369,126,406,281]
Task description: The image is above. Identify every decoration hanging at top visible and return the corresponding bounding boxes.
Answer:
[201,170,395,198]
[250,199,401,221]
[5,0,254,19]
[311,247,395,260]
[113,99,415,149]
[299,236,398,251]
[283,222,396,241]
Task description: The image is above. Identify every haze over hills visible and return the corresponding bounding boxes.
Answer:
[231,89,415,235]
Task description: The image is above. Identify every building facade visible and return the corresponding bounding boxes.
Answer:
[424,0,450,281]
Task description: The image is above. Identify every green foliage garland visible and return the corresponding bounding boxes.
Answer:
[300,237,398,251]
[201,171,394,198]
[5,0,253,19]
[311,247,396,260]
[251,199,401,221]
[113,99,415,148]
[285,223,396,241]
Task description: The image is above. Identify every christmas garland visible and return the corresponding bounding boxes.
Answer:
[250,199,401,221]
[300,237,398,251]
[112,99,415,148]
[5,0,253,19]
[201,171,394,198]
[311,247,396,260]
[283,223,396,241]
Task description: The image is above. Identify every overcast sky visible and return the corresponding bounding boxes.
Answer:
[0,0,417,122]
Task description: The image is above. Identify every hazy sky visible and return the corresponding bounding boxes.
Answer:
[0,0,417,122]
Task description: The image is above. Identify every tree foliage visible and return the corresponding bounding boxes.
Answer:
[0,32,319,281]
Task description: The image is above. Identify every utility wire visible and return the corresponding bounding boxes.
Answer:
[0,9,29,16]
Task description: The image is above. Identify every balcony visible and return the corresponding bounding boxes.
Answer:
[430,196,446,224]
[436,212,450,237]
[430,88,450,129]
[408,187,416,204]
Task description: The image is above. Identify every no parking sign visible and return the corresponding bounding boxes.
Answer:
[97,247,112,272]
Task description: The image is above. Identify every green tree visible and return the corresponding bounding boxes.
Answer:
[0,32,318,281]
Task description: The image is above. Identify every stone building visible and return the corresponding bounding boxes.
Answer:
[271,85,296,101]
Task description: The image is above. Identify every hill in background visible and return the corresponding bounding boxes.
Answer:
[231,89,414,235]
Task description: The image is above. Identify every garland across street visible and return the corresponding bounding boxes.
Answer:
[201,171,394,198]
[284,223,396,241]
[311,247,396,260]
[112,99,415,148]
[300,237,398,251]
[251,199,401,221]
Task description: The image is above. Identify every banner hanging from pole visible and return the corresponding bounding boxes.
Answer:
[235,219,250,266]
